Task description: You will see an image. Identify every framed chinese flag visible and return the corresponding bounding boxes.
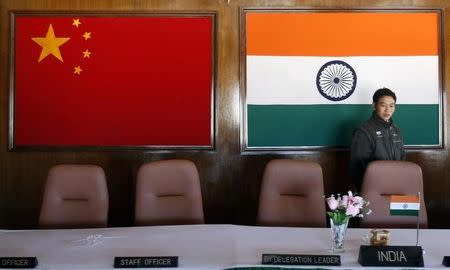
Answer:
[9,12,215,150]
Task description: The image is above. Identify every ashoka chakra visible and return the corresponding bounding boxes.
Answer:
[316,60,357,101]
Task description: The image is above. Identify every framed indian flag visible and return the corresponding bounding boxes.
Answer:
[9,12,216,150]
[241,9,443,150]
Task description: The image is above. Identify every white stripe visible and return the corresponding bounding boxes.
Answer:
[390,202,420,210]
[247,56,439,105]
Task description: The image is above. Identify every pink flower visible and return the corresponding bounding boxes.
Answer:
[325,190,371,221]
[346,204,360,217]
[340,195,348,208]
[352,196,364,207]
[327,196,339,210]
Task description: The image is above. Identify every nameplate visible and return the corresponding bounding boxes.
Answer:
[443,256,450,267]
[0,257,38,268]
[358,245,424,267]
[262,254,341,266]
[114,257,178,268]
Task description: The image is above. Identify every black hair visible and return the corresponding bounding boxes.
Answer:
[372,87,397,104]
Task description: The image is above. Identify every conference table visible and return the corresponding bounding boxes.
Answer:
[1,224,449,269]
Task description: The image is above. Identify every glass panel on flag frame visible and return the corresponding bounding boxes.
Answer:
[240,8,443,151]
[9,11,216,151]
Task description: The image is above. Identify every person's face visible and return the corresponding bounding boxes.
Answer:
[373,95,396,122]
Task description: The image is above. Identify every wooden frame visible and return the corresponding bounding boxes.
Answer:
[240,8,443,151]
[9,11,216,151]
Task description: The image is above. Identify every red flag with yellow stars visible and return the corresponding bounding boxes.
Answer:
[12,14,214,149]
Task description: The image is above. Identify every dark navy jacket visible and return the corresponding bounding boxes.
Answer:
[350,111,405,191]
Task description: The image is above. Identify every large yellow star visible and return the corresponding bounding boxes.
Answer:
[32,24,70,62]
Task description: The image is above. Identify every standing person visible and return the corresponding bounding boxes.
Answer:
[350,88,405,191]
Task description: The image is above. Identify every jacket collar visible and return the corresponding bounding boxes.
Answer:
[370,111,393,129]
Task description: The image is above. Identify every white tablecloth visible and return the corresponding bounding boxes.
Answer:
[1,225,448,269]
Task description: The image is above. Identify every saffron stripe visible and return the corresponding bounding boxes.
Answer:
[391,195,420,203]
[246,12,439,56]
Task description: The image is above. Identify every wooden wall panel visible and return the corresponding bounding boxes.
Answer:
[1,0,449,229]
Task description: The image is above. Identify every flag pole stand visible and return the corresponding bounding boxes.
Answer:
[416,191,420,246]
[416,192,425,255]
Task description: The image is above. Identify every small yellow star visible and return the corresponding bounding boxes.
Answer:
[72,18,81,28]
[32,24,70,62]
[83,32,91,40]
[74,66,82,75]
[82,49,91,58]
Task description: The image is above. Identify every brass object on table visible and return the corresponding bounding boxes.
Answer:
[370,229,390,246]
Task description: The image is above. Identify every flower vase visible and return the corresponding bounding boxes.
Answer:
[330,218,349,253]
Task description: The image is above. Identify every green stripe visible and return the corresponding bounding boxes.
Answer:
[390,209,419,216]
[247,104,439,147]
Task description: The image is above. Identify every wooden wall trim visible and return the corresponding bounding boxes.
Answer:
[0,0,449,229]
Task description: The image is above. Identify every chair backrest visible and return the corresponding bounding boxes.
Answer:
[360,160,428,228]
[135,159,204,226]
[257,159,326,227]
[39,164,109,229]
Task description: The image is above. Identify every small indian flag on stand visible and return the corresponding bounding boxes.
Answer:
[390,195,420,216]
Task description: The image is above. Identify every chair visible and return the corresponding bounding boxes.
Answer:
[360,160,428,228]
[39,164,109,229]
[134,159,204,226]
[257,159,326,227]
